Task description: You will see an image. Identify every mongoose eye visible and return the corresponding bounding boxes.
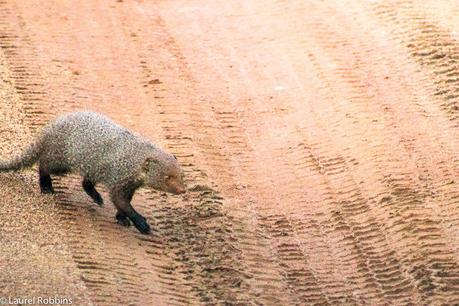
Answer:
[173,155,177,160]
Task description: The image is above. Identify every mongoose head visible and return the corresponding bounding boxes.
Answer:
[141,154,186,195]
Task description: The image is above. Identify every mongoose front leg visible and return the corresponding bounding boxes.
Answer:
[110,187,151,234]
[82,178,104,206]
[39,165,54,194]
[115,211,131,227]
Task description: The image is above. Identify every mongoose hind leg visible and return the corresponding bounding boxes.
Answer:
[82,178,104,206]
[110,186,150,234]
[39,165,54,194]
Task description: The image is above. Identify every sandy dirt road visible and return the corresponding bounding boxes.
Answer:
[1,0,459,305]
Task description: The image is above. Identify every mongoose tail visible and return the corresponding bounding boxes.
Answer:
[0,137,43,172]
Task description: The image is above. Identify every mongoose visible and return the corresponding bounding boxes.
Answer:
[0,111,186,234]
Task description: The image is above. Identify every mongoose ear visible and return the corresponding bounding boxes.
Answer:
[142,157,158,173]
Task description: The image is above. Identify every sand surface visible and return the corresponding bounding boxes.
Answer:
[0,0,458,305]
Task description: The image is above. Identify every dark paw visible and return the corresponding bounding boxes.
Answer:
[115,211,131,227]
[131,215,151,234]
[93,195,104,206]
[40,186,55,194]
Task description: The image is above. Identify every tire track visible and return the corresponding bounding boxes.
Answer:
[367,1,459,303]
[123,5,287,304]
[302,1,459,303]
[198,2,415,303]
[151,3,340,302]
[0,1,53,129]
[149,1,415,304]
[128,3,330,304]
[370,0,459,250]
[374,0,459,122]
[0,1,198,305]
[49,177,179,306]
[0,37,93,305]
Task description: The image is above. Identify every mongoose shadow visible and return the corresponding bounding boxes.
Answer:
[0,111,186,234]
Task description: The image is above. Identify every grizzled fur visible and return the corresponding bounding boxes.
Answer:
[0,111,186,234]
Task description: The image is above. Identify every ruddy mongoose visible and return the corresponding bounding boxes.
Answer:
[0,111,186,234]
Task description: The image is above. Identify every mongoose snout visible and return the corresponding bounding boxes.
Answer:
[174,187,187,195]
[165,173,187,194]
[141,155,187,196]
[168,183,186,195]
[0,111,187,235]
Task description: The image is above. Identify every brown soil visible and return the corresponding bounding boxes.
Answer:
[1,0,459,305]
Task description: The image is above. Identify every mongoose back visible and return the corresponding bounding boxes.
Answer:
[0,111,186,234]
